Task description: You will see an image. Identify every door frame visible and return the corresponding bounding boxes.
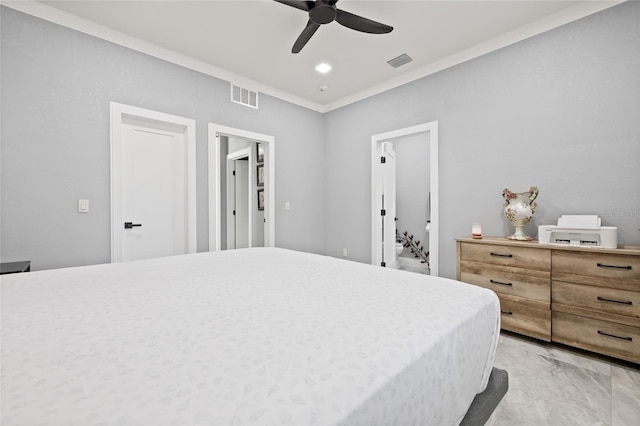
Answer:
[226,148,253,249]
[208,123,275,251]
[110,102,197,262]
[371,121,439,276]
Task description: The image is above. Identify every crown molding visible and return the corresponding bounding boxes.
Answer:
[2,0,625,114]
[1,0,326,113]
[323,0,625,112]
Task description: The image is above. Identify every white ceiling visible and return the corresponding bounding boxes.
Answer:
[13,1,623,111]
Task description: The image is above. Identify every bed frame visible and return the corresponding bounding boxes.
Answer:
[460,367,509,425]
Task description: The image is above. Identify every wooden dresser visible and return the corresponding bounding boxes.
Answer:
[456,237,552,341]
[456,237,640,363]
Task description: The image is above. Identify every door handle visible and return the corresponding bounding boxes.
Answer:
[124,222,142,229]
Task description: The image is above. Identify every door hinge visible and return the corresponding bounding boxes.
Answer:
[381,209,386,216]
[233,170,236,176]
[381,156,386,163]
[233,210,236,216]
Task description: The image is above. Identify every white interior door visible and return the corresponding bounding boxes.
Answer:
[110,103,196,262]
[235,160,250,248]
[226,148,252,250]
[121,120,186,260]
[381,142,397,267]
[227,158,251,249]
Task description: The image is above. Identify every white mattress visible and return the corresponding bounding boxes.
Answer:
[1,248,500,425]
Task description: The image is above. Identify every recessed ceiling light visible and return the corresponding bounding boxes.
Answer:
[315,63,332,74]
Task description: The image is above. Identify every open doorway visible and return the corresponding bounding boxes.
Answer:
[371,121,439,276]
[208,124,275,251]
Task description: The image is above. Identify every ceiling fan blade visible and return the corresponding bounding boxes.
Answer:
[273,0,314,12]
[292,20,320,53]
[335,9,393,34]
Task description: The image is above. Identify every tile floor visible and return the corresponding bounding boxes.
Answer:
[486,332,640,426]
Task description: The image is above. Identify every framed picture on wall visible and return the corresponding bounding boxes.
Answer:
[257,188,265,211]
[256,143,264,164]
[256,164,264,186]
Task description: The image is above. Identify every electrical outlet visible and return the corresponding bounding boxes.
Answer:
[343,248,348,257]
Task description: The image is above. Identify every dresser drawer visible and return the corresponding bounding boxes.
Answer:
[460,242,550,271]
[553,280,640,322]
[498,294,551,341]
[552,251,640,289]
[460,265,550,303]
[552,311,640,363]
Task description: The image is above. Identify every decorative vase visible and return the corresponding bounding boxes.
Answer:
[502,187,539,241]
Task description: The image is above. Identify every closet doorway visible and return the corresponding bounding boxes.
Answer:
[208,124,275,251]
[371,121,439,276]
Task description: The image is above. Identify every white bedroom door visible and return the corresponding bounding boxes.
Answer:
[119,119,188,261]
[381,142,397,267]
[227,158,251,249]
[110,102,197,262]
[110,103,196,263]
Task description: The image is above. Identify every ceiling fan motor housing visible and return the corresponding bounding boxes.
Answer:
[310,3,337,24]
[273,0,392,53]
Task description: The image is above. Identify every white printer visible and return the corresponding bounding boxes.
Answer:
[538,215,617,249]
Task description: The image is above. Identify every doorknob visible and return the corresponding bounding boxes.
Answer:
[124,222,142,229]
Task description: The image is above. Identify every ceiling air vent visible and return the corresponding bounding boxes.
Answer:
[231,84,258,109]
[387,53,413,69]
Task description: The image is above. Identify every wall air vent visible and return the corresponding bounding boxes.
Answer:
[387,53,413,69]
[231,84,258,109]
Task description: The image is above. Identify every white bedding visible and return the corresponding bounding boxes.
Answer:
[1,248,500,425]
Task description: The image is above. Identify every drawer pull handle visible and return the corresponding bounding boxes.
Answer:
[597,330,632,342]
[500,310,513,316]
[596,263,632,270]
[597,296,633,306]
[490,279,513,287]
[490,252,513,258]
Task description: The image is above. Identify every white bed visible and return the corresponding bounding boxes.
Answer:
[1,248,501,425]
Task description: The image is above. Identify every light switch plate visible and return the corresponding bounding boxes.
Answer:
[78,199,89,213]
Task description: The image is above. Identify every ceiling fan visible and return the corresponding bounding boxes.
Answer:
[274,0,393,54]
